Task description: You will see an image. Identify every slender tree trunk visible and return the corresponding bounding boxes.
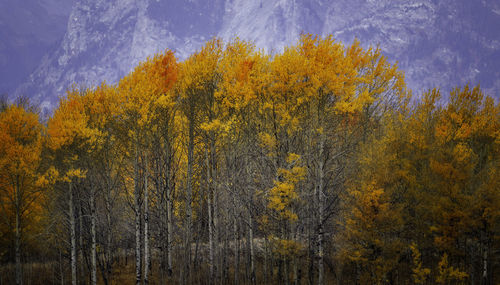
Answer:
[317,137,325,285]
[134,144,142,285]
[157,152,166,282]
[15,181,22,285]
[293,258,300,285]
[144,155,150,285]
[216,196,222,284]
[166,176,173,277]
[278,255,283,284]
[158,160,167,283]
[90,181,97,285]
[249,215,256,285]
[69,182,77,285]
[308,219,314,285]
[206,148,215,283]
[59,248,63,285]
[482,249,488,285]
[293,229,299,285]
[79,200,85,285]
[481,229,489,285]
[285,256,289,285]
[270,237,275,282]
[264,237,269,284]
[233,204,239,285]
[223,219,229,283]
[185,115,194,284]
[210,141,220,284]
[159,197,166,283]
[163,135,173,278]
[105,189,112,285]
[208,196,216,280]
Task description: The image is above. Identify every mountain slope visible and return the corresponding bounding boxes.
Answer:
[0,0,74,95]
[14,0,500,109]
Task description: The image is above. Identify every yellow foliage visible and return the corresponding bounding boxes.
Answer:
[436,253,468,284]
[270,236,304,257]
[63,168,87,182]
[48,88,101,151]
[286,153,301,164]
[36,166,60,188]
[119,49,177,129]
[267,153,305,221]
[0,104,44,258]
[0,105,42,176]
[217,38,267,114]
[258,132,276,152]
[410,243,430,284]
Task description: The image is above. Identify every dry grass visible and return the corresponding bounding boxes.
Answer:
[0,262,58,285]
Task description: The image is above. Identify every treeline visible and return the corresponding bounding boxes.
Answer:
[0,35,498,284]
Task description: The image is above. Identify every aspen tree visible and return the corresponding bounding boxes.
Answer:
[48,89,98,285]
[0,104,43,285]
[118,50,177,285]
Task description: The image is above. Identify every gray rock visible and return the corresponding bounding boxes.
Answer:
[12,0,500,110]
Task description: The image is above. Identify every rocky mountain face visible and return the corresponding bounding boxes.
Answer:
[12,0,500,109]
[0,0,74,95]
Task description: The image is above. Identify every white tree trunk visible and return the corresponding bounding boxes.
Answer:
[482,233,488,285]
[166,179,173,276]
[185,118,194,283]
[105,187,112,285]
[233,204,239,285]
[144,155,150,285]
[249,215,256,285]
[164,139,174,277]
[79,201,84,283]
[134,146,142,285]
[210,142,220,283]
[69,182,77,285]
[317,137,325,285]
[206,148,215,282]
[90,181,97,285]
[483,249,488,282]
[15,180,21,285]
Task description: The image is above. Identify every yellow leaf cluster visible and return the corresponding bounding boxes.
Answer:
[48,88,99,150]
[410,243,430,284]
[0,105,42,176]
[270,235,304,257]
[436,253,468,284]
[62,168,87,182]
[267,154,305,221]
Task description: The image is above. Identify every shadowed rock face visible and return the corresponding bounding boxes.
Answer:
[11,0,500,110]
